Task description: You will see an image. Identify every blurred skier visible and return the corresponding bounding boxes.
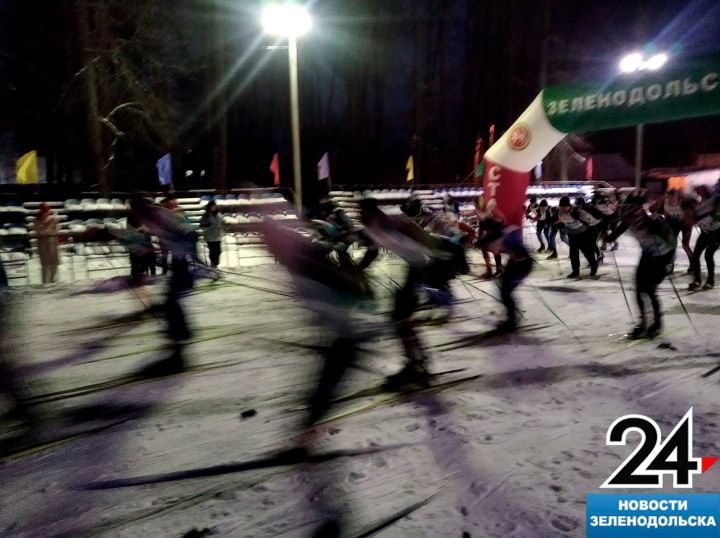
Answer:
[0,286,30,426]
[261,218,369,426]
[593,192,620,252]
[606,190,676,338]
[477,218,532,332]
[474,196,503,276]
[557,196,599,278]
[309,198,379,273]
[545,204,569,260]
[532,199,551,253]
[575,196,604,264]
[654,188,695,273]
[688,186,720,290]
[129,197,197,371]
[360,197,467,386]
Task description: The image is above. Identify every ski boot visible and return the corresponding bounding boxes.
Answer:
[703,280,715,290]
[590,265,599,277]
[495,319,517,334]
[480,269,494,280]
[536,247,546,253]
[546,250,558,260]
[646,321,662,339]
[566,271,580,279]
[140,343,186,377]
[629,325,647,340]
[688,281,702,291]
[385,362,431,390]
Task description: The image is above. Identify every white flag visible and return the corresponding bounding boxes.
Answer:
[317,152,330,181]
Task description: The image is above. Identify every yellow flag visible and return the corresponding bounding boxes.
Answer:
[16,150,38,184]
[405,155,414,182]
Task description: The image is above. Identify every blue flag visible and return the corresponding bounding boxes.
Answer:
[157,153,172,186]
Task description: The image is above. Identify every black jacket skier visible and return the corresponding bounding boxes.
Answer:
[607,191,677,338]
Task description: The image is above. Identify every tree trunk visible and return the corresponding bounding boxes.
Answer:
[75,0,108,194]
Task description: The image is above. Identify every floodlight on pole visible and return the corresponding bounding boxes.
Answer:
[646,53,668,71]
[619,53,643,73]
[618,51,669,187]
[262,2,310,211]
[619,52,669,73]
[261,3,311,37]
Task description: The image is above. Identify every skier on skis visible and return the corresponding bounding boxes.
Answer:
[474,195,503,276]
[532,199,551,254]
[606,190,677,338]
[557,196,599,278]
[359,197,467,386]
[593,192,620,252]
[128,196,198,372]
[654,188,695,274]
[545,203,568,260]
[688,185,720,290]
[261,218,370,426]
[477,217,532,333]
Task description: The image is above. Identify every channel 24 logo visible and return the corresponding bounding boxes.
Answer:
[601,408,717,489]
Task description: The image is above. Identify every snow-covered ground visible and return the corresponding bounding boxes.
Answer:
[1,231,720,537]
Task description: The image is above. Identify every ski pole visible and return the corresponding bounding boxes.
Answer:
[462,277,526,319]
[668,274,700,335]
[527,278,582,345]
[610,251,634,322]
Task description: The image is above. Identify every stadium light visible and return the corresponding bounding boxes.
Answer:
[618,51,670,188]
[619,52,669,73]
[261,3,311,210]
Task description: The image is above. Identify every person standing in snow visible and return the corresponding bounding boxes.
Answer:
[606,190,676,338]
[34,203,61,284]
[200,200,223,268]
[557,196,599,278]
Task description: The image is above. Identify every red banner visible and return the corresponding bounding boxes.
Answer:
[482,158,530,228]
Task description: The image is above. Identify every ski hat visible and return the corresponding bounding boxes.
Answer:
[558,196,571,207]
[575,196,586,206]
[539,199,548,207]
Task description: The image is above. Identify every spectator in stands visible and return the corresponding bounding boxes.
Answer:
[200,200,223,268]
[34,203,60,284]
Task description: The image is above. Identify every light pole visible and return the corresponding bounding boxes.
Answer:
[262,3,311,210]
[619,52,668,188]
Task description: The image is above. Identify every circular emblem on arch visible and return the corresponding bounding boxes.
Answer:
[508,122,531,151]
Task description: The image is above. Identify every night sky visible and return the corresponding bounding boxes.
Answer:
[0,0,719,195]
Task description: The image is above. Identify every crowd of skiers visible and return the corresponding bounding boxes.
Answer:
[269,181,720,420]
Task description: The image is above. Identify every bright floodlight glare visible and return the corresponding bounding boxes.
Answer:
[646,53,668,70]
[619,53,643,73]
[261,3,311,37]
